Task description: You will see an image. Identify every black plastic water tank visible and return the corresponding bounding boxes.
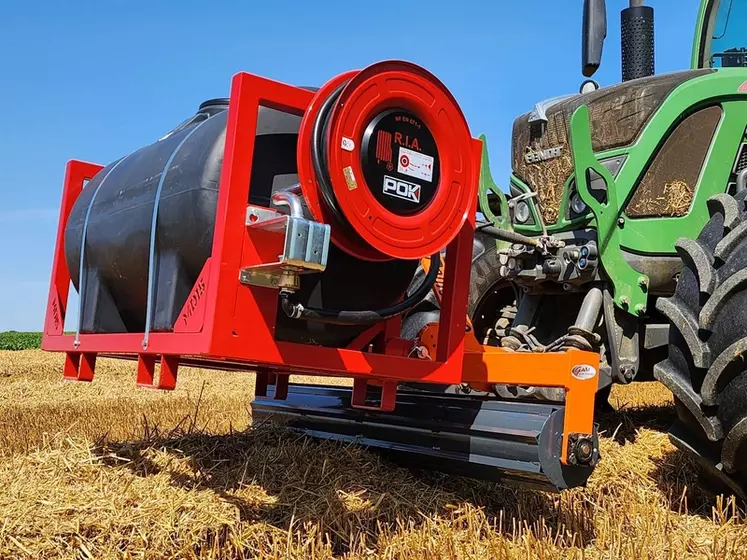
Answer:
[64,100,417,346]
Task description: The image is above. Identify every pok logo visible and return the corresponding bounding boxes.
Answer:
[383,175,421,204]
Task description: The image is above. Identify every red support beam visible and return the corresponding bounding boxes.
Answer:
[43,160,103,340]
[79,353,97,382]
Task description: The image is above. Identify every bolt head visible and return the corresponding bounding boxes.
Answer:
[620,364,636,380]
[617,217,626,227]
[635,303,646,315]
[619,296,630,307]
[576,438,594,463]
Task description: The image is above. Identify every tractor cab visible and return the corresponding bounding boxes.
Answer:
[695,0,747,68]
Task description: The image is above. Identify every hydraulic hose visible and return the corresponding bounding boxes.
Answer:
[280,253,441,325]
[476,222,544,250]
[310,81,363,242]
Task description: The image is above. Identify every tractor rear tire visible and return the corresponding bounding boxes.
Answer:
[656,191,747,497]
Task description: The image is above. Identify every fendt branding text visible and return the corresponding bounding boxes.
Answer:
[524,145,563,164]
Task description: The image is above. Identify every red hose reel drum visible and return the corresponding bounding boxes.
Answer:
[297,61,477,261]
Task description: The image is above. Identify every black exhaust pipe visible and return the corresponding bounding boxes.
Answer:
[621,0,655,81]
[582,0,608,78]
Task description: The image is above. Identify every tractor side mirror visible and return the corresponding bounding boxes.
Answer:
[582,0,607,77]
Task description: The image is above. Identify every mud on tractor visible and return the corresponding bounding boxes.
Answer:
[42,0,747,496]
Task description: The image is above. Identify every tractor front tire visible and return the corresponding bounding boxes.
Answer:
[401,234,514,394]
[656,191,747,497]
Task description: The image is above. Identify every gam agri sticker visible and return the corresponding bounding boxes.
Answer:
[571,364,597,380]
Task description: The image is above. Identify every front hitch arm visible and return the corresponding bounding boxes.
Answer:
[570,105,649,316]
[477,135,514,250]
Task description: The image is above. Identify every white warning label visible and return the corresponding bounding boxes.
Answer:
[397,146,434,182]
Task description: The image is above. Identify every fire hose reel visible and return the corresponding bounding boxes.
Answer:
[297,60,477,261]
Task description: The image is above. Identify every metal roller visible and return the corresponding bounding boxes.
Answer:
[252,383,599,492]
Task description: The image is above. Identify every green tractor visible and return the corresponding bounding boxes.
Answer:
[464,0,747,496]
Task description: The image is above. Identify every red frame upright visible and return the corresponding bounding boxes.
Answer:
[42,71,479,388]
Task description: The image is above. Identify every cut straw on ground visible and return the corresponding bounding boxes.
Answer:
[0,350,745,559]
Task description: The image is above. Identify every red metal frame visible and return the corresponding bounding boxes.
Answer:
[42,69,599,464]
[42,71,475,386]
[45,160,103,338]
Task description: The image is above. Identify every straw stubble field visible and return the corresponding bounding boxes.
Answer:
[0,349,745,559]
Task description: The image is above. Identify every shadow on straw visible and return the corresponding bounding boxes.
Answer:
[596,404,676,445]
[95,420,598,553]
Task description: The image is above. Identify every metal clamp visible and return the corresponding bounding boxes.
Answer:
[142,117,212,349]
[240,204,331,291]
[75,156,131,348]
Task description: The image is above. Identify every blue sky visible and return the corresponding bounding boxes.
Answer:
[0,0,702,331]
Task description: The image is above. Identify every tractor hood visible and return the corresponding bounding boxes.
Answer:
[511,70,709,224]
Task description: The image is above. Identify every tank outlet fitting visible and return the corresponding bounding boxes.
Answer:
[277,270,301,292]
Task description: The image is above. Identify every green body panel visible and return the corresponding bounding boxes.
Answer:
[476,68,747,313]
[570,105,649,315]
[616,97,747,255]
[607,71,747,255]
[479,70,747,257]
[472,0,747,313]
